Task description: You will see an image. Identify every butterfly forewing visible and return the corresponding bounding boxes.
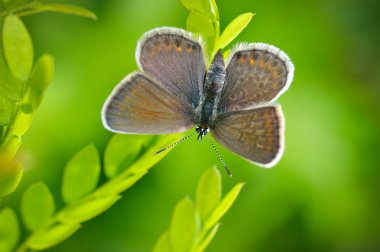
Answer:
[218,43,294,114]
[136,27,206,109]
[211,105,284,167]
[102,72,195,134]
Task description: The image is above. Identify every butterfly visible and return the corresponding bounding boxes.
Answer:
[102,27,294,175]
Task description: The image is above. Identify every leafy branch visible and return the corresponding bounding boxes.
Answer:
[0,1,96,197]
[0,0,256,251]
[181,0,254,58]
[0,134,181,252]
[153,167,244,252]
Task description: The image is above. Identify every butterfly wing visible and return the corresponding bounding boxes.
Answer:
[210,105,284,167]
[102,72,196,134]
[136,27,207,109]
[218,43,294,113]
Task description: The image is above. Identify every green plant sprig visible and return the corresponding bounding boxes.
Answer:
[181,0,254,59]
[153,167,244,252]
[0,1,96,197]
[0,134,182,252]
[0,1,96,19]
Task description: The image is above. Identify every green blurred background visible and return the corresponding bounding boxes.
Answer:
[3,0,380,251]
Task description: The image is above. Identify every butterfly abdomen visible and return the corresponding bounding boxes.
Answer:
[199,50,226,128]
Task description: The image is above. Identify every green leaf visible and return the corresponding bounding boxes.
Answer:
[58,195,121,223]
[17,4,97,20]
[169,197,198,252]
[0,208,19,252]
[217,13,254,50]
[104,134,145,179]
[0,159,22,196]
[186,12,215,54]
[196,166,221,222]
[21,182,55,231]
[194,223,220,252]
[27,54,54,108]
[153,231,170,252]
[204,183,244,230]
[181,0,218,20]
[2,14,33,81]
[1,135,21,161]
[96,170,147,196]
[62,144,101,204]
[223,49,230,59]
[28,222,80,250]
[0,48,20,125]
[9,104,34,137]
[127,134,183,175]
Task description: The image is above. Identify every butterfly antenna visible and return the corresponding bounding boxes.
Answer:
[206,135,232,177]
[155,131,196,155]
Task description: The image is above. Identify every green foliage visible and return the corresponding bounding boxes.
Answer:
[0,159,22,196]
[28,223,81,250]
[16,3,97,19]
[2,14,33,81]
[196,166,221,222]
[62,144,100,204]
[153,167,244,252]
[0,208,19,252]
[0,133,180,252]
[104,134,145,179]
[181,0,253,59]
[0,1,96,196]
[0,1,97,19]
[217,13,254,50]
[169,197,199,252]
[21,182,55,231]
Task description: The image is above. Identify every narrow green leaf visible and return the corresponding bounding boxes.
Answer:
[21,182,55,231]
[0,208,19,252]
[153,231,170,252]
[193,223,220,252]
[217,13,254,50]
[62,144,100,204]
[2,15,33,81]
[0,159,22,196]
[127,134,183,175]
[1,135,21,161]
[18,4,97,19]
[96,170,147,196]
[28,222,80,250]
[204,183,244,230]
[0,98,14,126]
[196,166,221,222]
[58,195,121,223]
[104,134,145,179]
[209,0,219,21]
[181,0,217,20]
[186,12,215,54]
[169,197,198,252]
[27,54,54,108]
[223,49,230,59]
[0,48,20,125]
[9,105,34,137]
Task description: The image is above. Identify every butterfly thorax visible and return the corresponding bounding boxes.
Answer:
[197,50,226,140]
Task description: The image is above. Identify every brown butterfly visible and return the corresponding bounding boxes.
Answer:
[102,27,294,175]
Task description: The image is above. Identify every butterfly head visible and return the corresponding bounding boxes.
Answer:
[196,126,208,140]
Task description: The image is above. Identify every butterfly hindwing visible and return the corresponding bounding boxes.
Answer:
[218,43,294,114]
[210,105,284,167]
[136,27,207,109]
[102,72,196,134]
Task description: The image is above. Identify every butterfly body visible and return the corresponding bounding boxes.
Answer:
[102,27,294,168]
[198,50,226,138]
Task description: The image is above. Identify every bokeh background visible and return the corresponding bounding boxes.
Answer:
[3,0,380,251]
